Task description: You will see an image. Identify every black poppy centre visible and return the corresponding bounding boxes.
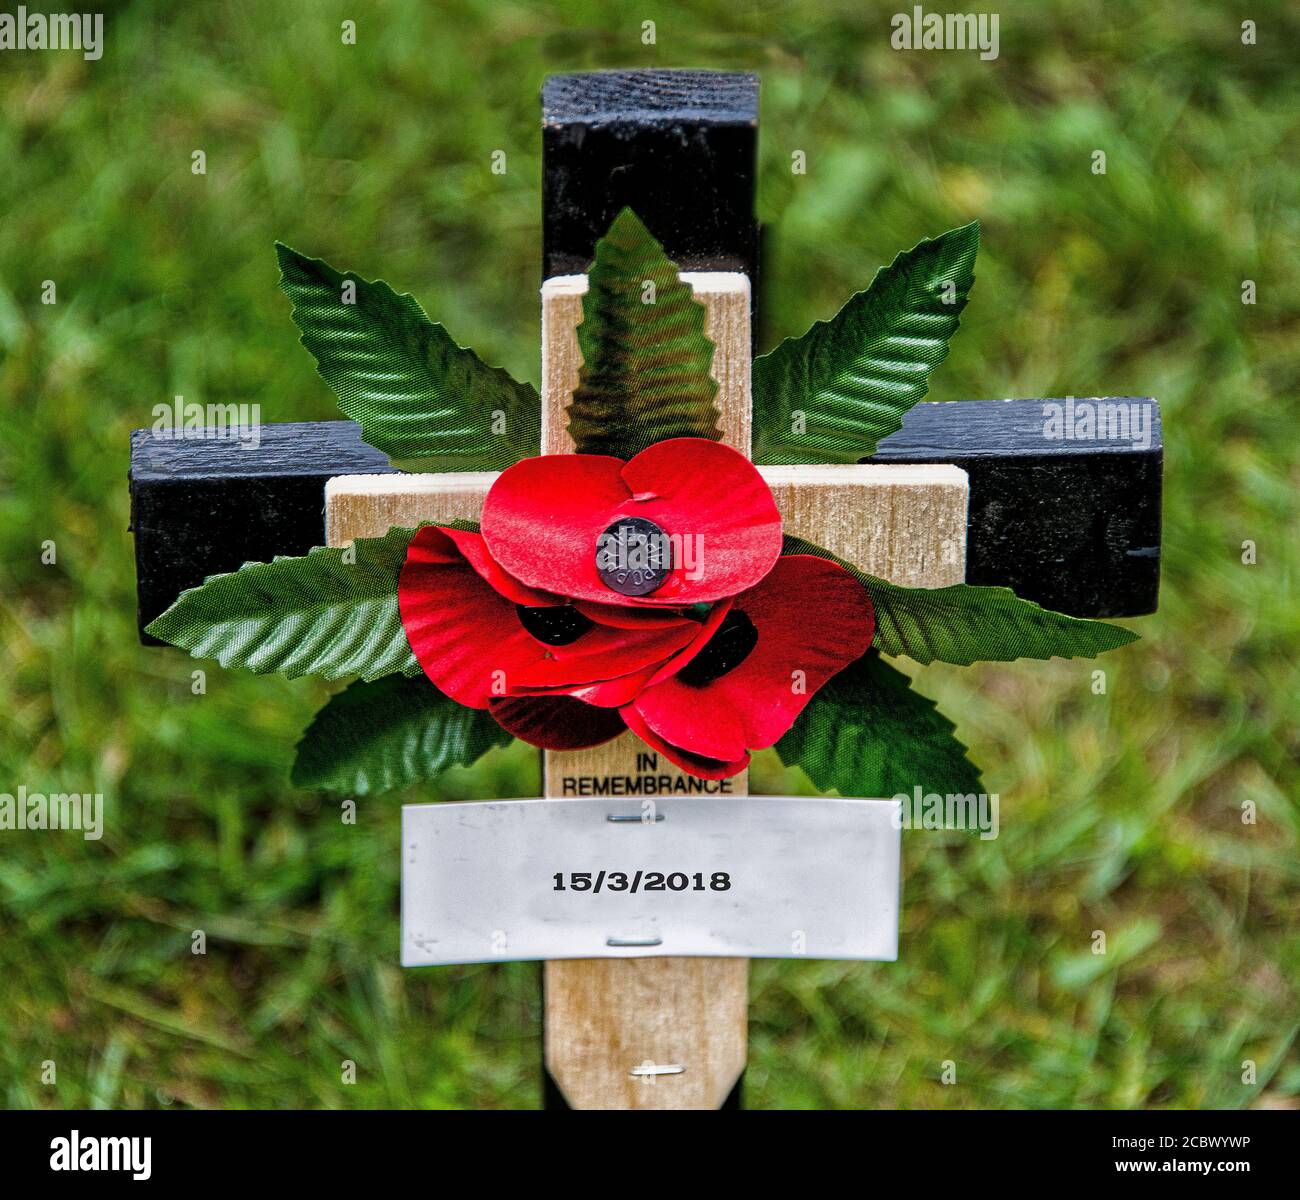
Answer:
[678,609,758,687]
[515,603,595,646]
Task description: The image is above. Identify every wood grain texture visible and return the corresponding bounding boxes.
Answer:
[543,955,750,1110]
[324,463,968,590]
[323,471,495,545]
[541,272,751,457]
[764,463,968,587]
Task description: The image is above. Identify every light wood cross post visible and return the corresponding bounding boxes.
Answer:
[323,70,968,1109]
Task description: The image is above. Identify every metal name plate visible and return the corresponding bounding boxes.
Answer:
[401,796,901,966]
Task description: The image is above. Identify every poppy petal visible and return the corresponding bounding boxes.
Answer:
[631,556,875,760]
[616,438,782,604]
[573,599,698,628]
[507,615,700,688]
[438,525,560,607]
[639,598,734,688]
[480,453,630,600]
[399,527,548,708]
[490,696,626,750]
[622,706,750,779]
[500,673,650,708]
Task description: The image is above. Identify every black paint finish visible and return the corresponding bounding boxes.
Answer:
[129,423,391,643]
[870,398,1162,618]
[129,398,1162,641]
[542,70,759,281]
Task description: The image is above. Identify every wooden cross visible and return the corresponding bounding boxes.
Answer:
[129,69,1162,1110]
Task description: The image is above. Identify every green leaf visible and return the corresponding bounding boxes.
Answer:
[773,652,983,798]
[753,222,979,465]
[292,676,512,794]
[566,209,722,458]
[784,535,1140,665]
[276,243,540,471]
[145,527,420,681]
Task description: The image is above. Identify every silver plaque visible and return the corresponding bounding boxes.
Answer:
[401,795,900,966]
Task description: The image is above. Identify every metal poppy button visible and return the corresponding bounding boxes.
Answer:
[595,517,672,596]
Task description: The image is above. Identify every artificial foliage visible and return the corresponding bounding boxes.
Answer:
[276,244,540,471]
[291,674,512,795]
[752,221,978,464]
[567,208,723,458]
[148,210,1141,795]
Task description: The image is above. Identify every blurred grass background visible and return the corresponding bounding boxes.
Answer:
[1,0,1297,1109]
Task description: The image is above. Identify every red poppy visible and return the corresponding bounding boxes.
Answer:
[396,445,875,776]
[480,438,783,606]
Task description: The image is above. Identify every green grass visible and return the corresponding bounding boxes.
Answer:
[1,0,1297,1109]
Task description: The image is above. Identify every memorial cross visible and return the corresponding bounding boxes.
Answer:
[130,69,1162,1110]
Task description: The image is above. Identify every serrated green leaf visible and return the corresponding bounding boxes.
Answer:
[291,676,512,795]
[276,243,540,470]
[785,535,1139,665]
[567,209,722,458]
[753,223,979,465]
[773,652,983,799]
[145,527,420,681]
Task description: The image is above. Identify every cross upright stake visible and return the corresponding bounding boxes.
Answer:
[129,69,1162,1111]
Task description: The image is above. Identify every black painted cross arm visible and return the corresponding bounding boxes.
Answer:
[129,399,1160,640]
